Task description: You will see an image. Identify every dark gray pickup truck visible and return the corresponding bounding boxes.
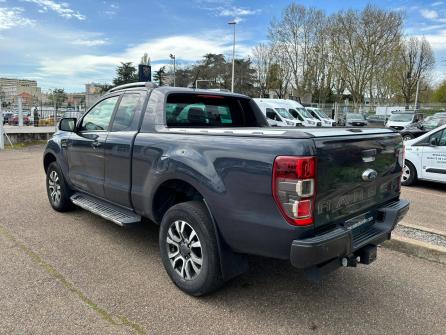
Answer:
[43,82,409,295]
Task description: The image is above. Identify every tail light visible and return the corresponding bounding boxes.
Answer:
[272,156,316,226]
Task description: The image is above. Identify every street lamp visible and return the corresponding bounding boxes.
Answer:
[169,54,176,87]
[228,21,236,93]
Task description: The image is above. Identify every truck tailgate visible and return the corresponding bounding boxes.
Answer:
[313,133,403,230]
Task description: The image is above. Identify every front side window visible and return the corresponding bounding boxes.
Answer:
[430,130,446,146]
[81,96,119,131]
[111,94,141,131]
[266,108,278,121]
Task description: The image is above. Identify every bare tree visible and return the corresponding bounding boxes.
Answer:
[395,37,435,106]
[328,5,403,104]
[268,43,292,98]
[268,4,325,98]
[252,43,274,97]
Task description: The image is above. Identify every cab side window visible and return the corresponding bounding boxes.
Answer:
[81,96,119,131]
[266,108,279,121]
[111,94,141,131]
[291,109,304,121]
[430,130,446,146]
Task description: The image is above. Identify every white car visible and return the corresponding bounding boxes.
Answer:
[306,107,336,127]
[386,112,423,131]
[402,124,446,185]
[253,99,302,127]
[254,98,319,127]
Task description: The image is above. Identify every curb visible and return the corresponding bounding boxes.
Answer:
[399,222,446,238]
[383,235,446,265]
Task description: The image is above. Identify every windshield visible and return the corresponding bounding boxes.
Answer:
[297,108,314,119]
[275,108,294,119]
[314,109,329,119]
[389,113,414,122]
[423,117,444,129]
[347,113,365,120]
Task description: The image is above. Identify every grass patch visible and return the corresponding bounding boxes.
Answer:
[3,140,47,150]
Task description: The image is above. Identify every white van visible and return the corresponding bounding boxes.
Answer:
[263,99,320,127]
[305,107,336,127]
[386,112,424,131]
[253,99,302,127]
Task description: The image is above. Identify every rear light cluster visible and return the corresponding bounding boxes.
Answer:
[272,156,316,226]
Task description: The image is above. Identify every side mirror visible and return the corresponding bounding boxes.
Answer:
[430,137,438,146]
[59,118,77,132]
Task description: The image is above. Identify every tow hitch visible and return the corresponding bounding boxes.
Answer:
[342,245,378,267]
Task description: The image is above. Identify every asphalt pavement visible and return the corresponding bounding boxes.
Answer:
[401,183,446,233]
[1,145,445,335]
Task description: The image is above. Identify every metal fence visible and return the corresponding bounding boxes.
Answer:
[306,102,446,124]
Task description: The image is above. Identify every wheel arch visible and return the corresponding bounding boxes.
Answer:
[43,152,57,172]
[152,178,248,281]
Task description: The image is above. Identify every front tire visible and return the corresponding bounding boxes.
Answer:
[402,134,414,141]
[46,162,74,212]
[159,201,223,296]
[401,160,417,186]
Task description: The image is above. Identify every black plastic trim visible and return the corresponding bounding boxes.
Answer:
[290,199,409,268]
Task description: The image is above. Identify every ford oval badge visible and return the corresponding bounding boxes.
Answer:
[362,169,378,182]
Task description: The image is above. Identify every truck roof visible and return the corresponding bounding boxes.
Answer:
[108,82,249,99]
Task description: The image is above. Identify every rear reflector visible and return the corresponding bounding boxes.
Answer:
[272,156,316,226]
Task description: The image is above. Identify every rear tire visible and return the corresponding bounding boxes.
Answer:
[46,162,75,212]
[401,160,417,186]
[159,201,223,296]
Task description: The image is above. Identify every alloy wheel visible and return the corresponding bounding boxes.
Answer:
[166,220,203,280]
[48,170,61,207]
[401,165,410,183]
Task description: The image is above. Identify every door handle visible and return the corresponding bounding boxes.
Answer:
[91,141,101,148]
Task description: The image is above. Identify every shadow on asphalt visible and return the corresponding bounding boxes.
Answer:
[72,207,389,303]
[410,180,446,192]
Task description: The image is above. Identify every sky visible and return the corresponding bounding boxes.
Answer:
[0,0,445,92]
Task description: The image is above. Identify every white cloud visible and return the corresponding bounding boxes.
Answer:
[419,29,446,51]
[23,0,86,20]
[103,2,119,18]
[0,7,34,30]
[217,6,258,17]
[420,9,439,20]
[431,1,443,7]
[35,32,253,88]
[71,38,109,46]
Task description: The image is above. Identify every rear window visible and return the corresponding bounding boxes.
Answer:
[165,93,266,127]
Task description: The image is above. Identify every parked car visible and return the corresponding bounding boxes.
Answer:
[8,114,30,126]
[306,107,336,127]
[433,112,446,118]
[255,99,319,127]
[345,113,368,127]
[400,116,446,141]
[253,99,302,127]
[402,124,446,185]
[385,112,423,131]
[272,99,321,127]
[2,112,13,125]
[43,82,409,296]
[366,114,387,126]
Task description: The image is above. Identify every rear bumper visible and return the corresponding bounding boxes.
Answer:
[290,199,409,269]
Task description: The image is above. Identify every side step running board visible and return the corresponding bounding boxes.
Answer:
[70,193,141,227]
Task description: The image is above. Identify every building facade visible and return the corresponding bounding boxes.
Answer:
[0,78,42,106]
